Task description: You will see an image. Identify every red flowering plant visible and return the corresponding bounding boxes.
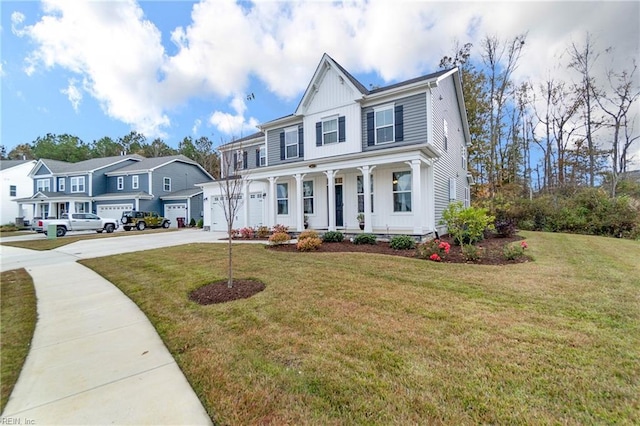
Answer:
[503,240,529,260]
[417,239,450,262]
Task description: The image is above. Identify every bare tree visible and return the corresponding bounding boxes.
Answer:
[216,141,249,288]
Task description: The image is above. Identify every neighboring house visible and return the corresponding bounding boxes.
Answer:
[200,53,472,236]
[0,159,37,225]
[15,155,214,227]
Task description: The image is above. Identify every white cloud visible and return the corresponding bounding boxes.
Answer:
[60,78,82,112]
[209,95,259,136]
[0,63,5,78]
[192,118,202,135]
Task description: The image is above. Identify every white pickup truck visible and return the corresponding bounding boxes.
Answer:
[39,213,119,237]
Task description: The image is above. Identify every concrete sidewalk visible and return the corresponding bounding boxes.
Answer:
[1,244,213,424]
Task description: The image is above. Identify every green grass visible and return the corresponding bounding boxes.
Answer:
[81,232,640,424]
[0,269,37,413]
[1,228,177,250]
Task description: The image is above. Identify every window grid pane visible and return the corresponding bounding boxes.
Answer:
[392,171,412,212]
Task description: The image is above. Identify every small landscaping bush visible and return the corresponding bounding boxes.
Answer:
[268,232,290,245]
[298,230,319,241]
[239,227,255,239]
[494,217,517,238]
[461,244,483,261]
[229,229,240,239]
[196,218,203,228]
[297,237,322,252]
[503,240,529,260]
[189,218,196,227]
[273,224,289,234]
[389,235,416,250]
[441,202,495,246]
[416,239,450,262]
[353,233,377,245]
[256,226,271,239]
[322,231,344,243]
[0,224,20,232]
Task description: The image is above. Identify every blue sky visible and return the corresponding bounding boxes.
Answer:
[1,0,639,157]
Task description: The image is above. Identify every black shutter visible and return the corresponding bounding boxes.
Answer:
[316,122,322,146]
[298,126,304,157]
[233,152,237,171]
[243,151,248,169]
[255,148,260,167]
[395,105,404,141]
[366,112,375,146]
[280,132,285,160]
[338,116,346,142]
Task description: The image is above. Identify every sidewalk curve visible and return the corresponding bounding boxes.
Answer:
[1,259,213,425]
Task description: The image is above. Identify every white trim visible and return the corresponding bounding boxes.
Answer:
[117,176,124,190]
[132,175,139,189]
[284,126,299,159]
[373,103,395,145]
[70,176,85,193]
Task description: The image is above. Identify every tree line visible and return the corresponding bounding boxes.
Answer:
[1,131,220,178]
[440,32,639,199]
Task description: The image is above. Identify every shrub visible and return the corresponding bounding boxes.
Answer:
[503,240,528,260]
[196,218,203,228]
[273,224,289,234]
[297,237,322,252]
[389,235,416,250]
[494,217,517,238]
[268,232,290,245]
[239,227,255,239]
[461,244,482,261]
[441,202,495,246]
[416,239,450,261]
[229,229,240,239]
[353,233,377,245]
[189,218,196,227]
[298,230,319,241]
[256,226,271,238]
[322,231,344,243]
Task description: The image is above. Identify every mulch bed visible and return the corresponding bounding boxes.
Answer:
[267,234,530,266]
[191,234,529,305]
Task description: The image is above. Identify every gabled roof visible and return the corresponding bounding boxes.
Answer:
[105,155,213,180]
[368,68,453,94]
[218,132,265,150]
[30,155,144,176]
[0,159,36,171]
[159,187,203,200]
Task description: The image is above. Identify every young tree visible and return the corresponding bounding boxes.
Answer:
[117,131,146,155]
[7,143,35,160]
[32,133,91,162]
[91,136,123,158]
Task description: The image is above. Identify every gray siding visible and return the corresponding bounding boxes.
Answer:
[151,161,211,196]
[432,75,470,230]
[223,143,265,175]
[92,159,140,195]
[362,93,427,152]
[266,124,304,166]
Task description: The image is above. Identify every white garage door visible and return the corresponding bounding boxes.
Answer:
[210,193,264,232]
[165,204,187,228]
[97,204,132,220]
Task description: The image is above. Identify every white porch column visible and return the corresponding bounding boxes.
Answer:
[408,159,422,234]
[294,173,306,232]
[268,177,278,227]
[242,180,251,228]
[357,165,376,233]
[426,160,436,232]
[47,202,53,218]
[324,170,336,231]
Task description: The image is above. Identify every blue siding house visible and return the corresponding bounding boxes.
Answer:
[18,155,214,227]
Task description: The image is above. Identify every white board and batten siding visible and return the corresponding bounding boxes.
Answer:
[210,192,265,232]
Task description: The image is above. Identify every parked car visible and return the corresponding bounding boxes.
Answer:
[120,210,171,231]
[39,213,119,237]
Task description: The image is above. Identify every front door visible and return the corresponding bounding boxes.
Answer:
[335,184,343,227]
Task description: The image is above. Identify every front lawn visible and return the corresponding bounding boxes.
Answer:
[0,269,37,413]
[81,232,640,424]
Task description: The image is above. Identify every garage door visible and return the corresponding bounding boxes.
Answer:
[210,193,264,232]
[165,204,187,228]
[97,204,132,219]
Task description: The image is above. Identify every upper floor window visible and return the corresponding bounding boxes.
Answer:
[70,176,85,193]
[277,183,289,215]
[259,146,266,166]
[449,177,457,201]
[366,104,403,146]
[9,185,16,197]
[323,118,338,144]
[461,146,467,170]
[163,177,171,192]
[132,175,139,189]
[36,179,50,192]
[235,149,245,170]
[392,171,412,212]
[117,176,124,190]
[303,180,314,214]
[285,127,298,159]
[58,178,65,192]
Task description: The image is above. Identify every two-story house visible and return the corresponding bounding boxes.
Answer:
[0,159,37,226]
[16,154,214,227]
[200,54,472,236]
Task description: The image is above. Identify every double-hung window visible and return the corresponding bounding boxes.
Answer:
[117,176,124,190]
[70,176,85,193]
[375,106,394,143]
[9,185,16,196]
[461,146,467,170]
[259,146,266,166]
[357,176,374,213]
[58,178,65,192]
[322,118,338,144]
[37,179,50,192]
[392,171,412,212]
[285,127,298,159]
[277,183,289,215]
[132,175,139,189]
[163,177,171,192]
[303,180,314,214]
